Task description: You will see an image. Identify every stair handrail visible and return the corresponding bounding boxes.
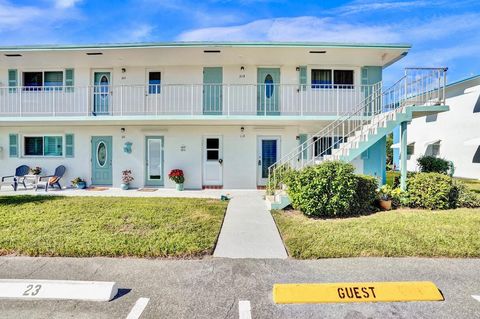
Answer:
[267,67,447,194]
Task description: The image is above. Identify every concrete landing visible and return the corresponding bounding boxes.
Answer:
[214,191,288,259]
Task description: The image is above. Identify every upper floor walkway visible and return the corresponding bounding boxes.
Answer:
[0,83,380,119]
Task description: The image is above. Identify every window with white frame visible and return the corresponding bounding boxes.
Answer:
[425,141,440,157]
[311,69,354,89]
[313,136,347,157]
[148,71,161,94]
[24,135,63,157]
[23,71,64,91]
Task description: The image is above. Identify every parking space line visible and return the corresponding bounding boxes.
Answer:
[126,297,150,319]
[472,295,480,302]
[239,300,252,319]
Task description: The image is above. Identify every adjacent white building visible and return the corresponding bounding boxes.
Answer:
[0,41,442,189]
[396,75,480,179]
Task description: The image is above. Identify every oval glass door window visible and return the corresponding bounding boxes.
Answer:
[265,74,274,98]
[100,75,109,94]
[97,142,107,167]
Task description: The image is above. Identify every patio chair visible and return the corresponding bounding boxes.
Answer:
[35,165,66,192]
[0,165,30,191]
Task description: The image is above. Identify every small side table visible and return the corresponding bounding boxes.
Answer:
[24,174,43,188]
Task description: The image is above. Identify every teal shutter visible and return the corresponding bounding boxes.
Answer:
[65,68,74,92]
[9,134,18,157]
[299,66,307,91]
[8,69,18,93]
[65,134,74,157]
[299,134,308,160]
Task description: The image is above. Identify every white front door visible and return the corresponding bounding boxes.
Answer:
[203,136,223,186]
[257,136,281,186]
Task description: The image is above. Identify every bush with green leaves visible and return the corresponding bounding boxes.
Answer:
[267,164,294,195]
[285,161,377,217]
[417,155,452,175]
[353,175,378,213]
[453,182,480,208]
[406,172,457,209]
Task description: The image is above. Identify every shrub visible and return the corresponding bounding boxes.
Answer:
[406,172,456,209]
[417,155,451,174]
[353,175,378,213]
[286,161,365,217]
[267,164,294,195]
[453,182,480,208]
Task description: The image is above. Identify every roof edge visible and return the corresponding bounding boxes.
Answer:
[0,41,412,52]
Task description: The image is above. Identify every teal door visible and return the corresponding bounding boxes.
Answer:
[203,67,223,115]
[257,68,280,115]
[91,136,113,185]
[93,72,111,115]
[145,136,164,187]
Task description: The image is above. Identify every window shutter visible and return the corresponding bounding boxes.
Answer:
[65,68,74,92]
[8,69,18,93]
[299,134,308,160]
[9,134,18,157]
[299,66,307,91]
[65,134,74,157]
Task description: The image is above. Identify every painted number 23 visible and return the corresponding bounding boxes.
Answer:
[23,284,42,296]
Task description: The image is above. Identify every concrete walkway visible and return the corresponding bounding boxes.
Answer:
[214,191,288,259]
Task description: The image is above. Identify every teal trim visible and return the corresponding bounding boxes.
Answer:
[299,66,307,91]
[145,136,164,187]
[257,68,280,115]
[361,66,382,85]
[0,42,412,51]
[65,68,74,92]
[203,67,223,115]
[91,136,113,185]
[65,133,74,157]
[445,74,480,88]
[9,134,18,157]
[8,69,17,93]
[362,136,386,185]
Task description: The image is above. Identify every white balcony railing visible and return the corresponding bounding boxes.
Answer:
[0,84,378,118]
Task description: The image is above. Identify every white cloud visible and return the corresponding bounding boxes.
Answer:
[0,1,43,30]
[177,16,401,43]
[53,0,82,9]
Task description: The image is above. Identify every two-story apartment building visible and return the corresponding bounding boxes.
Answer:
[0,42,412,189]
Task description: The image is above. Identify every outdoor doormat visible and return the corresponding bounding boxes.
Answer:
[137,188,158,192]
[86,187,109,191]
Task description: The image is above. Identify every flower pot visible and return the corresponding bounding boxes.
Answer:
[176,183,184,191]
[76,181,87,189]
[120,183,130,190]
[379,199,392,211]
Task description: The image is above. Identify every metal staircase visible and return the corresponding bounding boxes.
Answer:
[267,68,448,209]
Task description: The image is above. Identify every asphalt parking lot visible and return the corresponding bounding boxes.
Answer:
[0,257,478,318]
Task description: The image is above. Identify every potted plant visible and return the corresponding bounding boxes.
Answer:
[169,169,185,191]
[30,167,42,175]
[378,185,393,211]
[121,170,134,190]
[71,177,87,189]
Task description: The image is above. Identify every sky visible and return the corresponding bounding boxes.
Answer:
[1,0,479,83]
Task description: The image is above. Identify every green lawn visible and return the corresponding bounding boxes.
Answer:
[273,208,480,259]
[387,171,480,193]
[0,196,227,258]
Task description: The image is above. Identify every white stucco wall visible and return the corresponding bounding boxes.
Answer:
[406,82,480,179]
[0,124,302,189]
